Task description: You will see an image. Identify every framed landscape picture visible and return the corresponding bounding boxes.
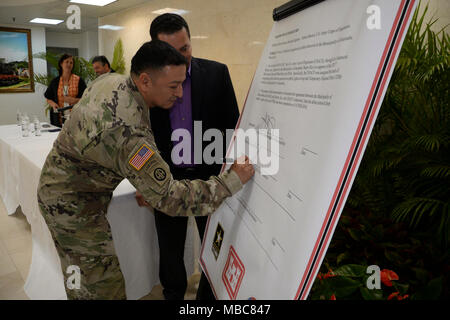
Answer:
[0,27,34,93]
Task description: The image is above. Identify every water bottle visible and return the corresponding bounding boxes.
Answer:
[17,109,22,126]
[29,115,35,134]
[34,116,41,136]
[21,114,29,137]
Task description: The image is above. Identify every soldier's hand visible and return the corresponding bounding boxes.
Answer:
[135,191,151,207]
[230,156,255,184]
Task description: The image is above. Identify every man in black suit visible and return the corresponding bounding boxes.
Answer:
[136,13,239,300]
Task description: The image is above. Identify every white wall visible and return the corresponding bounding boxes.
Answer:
[80,30,99,62]
[46,30,98,61]
[45,31,81,52]
[0,24,48,125]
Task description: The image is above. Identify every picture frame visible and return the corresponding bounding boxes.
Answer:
[0,27,34,93]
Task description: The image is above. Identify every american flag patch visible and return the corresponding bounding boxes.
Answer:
[129,144,155,170]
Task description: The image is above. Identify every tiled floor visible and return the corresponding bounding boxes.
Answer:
[0,197,200,300]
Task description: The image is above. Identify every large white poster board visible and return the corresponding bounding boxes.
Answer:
[200,0,417,300]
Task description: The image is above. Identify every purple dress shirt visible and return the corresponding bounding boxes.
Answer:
[169,63,195,167]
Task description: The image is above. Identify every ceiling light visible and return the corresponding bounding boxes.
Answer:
[69,0,117,6]
[152,8,189,15]
[99,24,124,31]
[30,18,64,25]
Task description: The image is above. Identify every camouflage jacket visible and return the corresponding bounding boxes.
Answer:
[37,73,242,218]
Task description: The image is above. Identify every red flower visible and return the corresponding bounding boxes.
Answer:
[380,269,399,287]
[388,292,409,300]
[317,269,335,281]
[387,292,399,300]
[323,270,336,280]
[330,294,336,300]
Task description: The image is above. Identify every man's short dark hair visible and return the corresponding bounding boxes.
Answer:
[92,55,111,68]
[149,13,191,40]
[131,40,187,75]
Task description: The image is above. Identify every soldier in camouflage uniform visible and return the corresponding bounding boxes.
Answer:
[37,40,254,299]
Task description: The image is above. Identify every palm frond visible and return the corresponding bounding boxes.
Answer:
[392,198,447,228]
[420,165,450,179]
[111,38,126,74]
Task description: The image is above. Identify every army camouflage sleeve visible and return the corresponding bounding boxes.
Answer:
[114,129,243,217]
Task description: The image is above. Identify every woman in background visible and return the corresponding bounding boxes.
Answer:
[44,54,86,127]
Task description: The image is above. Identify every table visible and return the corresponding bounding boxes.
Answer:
[0,124,200,300]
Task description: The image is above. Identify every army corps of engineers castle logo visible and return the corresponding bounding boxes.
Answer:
[222,246,245,300]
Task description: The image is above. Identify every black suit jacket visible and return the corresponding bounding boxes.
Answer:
[150,57,239,180]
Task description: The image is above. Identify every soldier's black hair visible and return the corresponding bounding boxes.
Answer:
[92,55,111,68]
[131,40,187,75]
[149,13,191,40]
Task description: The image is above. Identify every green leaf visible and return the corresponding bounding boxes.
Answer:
[327,277,362,297]
[360,287,383,300]
[411,267,429,284]
[371,224,384,239]
[384,249,402,263]
[393,282,409,295]
[412,277,443,300]
[333,264,367,278]
[336,252,349,265]
[348,229,361,241]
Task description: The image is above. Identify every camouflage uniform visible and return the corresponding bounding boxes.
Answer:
[37,73,242,300]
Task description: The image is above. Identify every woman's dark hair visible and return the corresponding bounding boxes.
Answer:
[150,13,191,40]
[58,53,73,76]
[131,40,187,76]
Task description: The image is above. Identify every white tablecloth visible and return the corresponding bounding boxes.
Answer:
[0,124,200,300]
